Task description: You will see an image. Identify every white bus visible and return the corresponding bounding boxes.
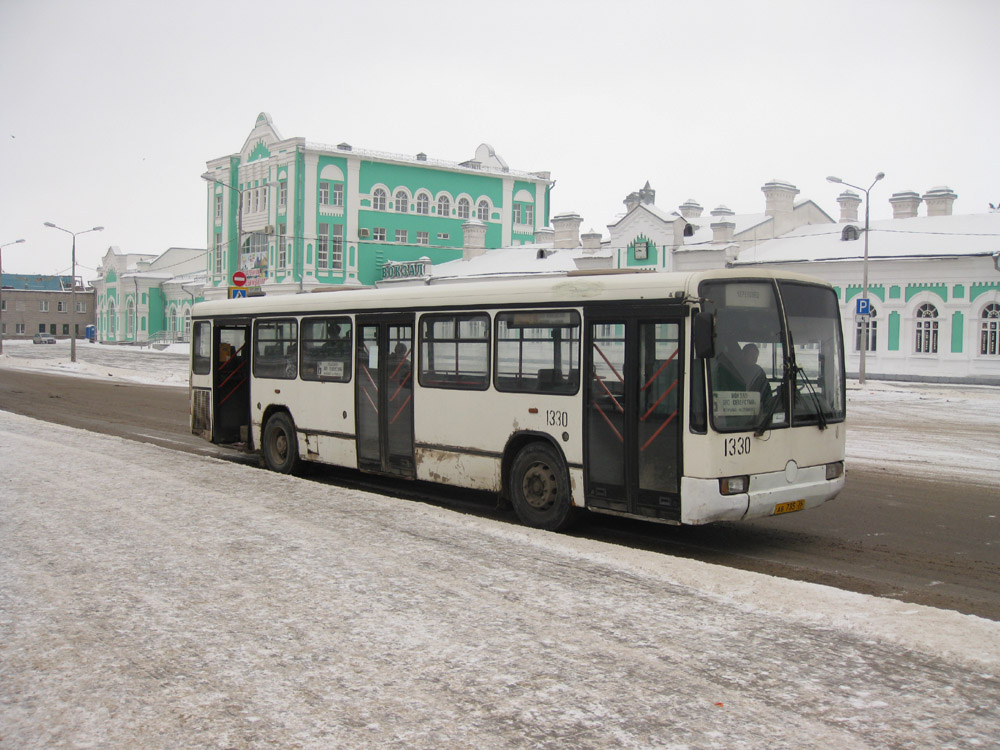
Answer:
[190,269,846,530]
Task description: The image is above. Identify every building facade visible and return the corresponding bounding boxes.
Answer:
[202,113,552,298]
[731,188,1000,385]
[0,274,95,340]
[91,247,205,343]
[604,179,835,271]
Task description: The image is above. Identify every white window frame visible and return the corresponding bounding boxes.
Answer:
[215,194,223,219]
[395,190,409,213]
[317,225,330,269]
[373,227,386,241]
[331,225,344,270]
[373,188,387,211]
[278,224,287,268]
[332,183,344,207]
[416,231,429,245]
[39,300,49,313]
[477,200,490,221]
[319,182,330,205]
[914,303,939,354]
[416,192,430,215]
[279,181,288,208]
[215,232,224,274]
[981,303,1000,356]
[395,228,408,243]
[458,198,471,220]
[438,195,450,217]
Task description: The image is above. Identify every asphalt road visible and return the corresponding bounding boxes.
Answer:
[2,368,998,620]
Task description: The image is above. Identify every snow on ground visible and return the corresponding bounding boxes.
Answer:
[1,410,999,749]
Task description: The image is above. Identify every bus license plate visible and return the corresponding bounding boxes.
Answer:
[774,500,805,515]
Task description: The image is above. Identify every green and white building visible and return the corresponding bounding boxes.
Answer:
[202,113,552,298]
[92,246,205,343]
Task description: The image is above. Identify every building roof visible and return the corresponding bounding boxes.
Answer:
[732,212,1000,265]
[0,273,74,291]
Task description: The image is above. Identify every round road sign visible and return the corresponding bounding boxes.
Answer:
[232,271,247,287]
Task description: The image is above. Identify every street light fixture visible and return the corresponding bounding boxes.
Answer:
[0,238,26,355]
[43,222,104,363]
[826,172,885,385]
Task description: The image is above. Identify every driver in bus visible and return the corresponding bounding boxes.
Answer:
[740,343,772,403]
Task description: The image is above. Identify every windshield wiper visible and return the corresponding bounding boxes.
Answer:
[793,365,828,431]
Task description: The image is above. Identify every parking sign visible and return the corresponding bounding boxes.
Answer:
[855,297,871,316]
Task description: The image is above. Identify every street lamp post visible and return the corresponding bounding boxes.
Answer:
[826,172,885,385]
[44,222,104,363]
[0,238,26,355]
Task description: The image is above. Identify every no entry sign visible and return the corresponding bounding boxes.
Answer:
[232,271,247,287]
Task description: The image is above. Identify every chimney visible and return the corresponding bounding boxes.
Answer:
[679,199,703,218]
[581,229,602,252]
[889,191,922,219]
[552,212,583,249]
[462,219,487,260]
[762,179,800,235]
[534,226,554,245]
[709,204,735,218]
[922,186,958,217]
[837,190,862,223]
[711,215,735,244]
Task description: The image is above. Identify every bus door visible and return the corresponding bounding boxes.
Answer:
[213,323,250,445]
[586,316,683,522]
[355,316,415,478]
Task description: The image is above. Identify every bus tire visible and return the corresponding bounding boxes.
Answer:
[262,412,299,474]
[510,442,575,531]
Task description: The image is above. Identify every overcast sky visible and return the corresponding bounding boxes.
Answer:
[1,0,997,277]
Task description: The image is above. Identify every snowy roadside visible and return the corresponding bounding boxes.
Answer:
[3,338,999,486]
[1,410,998,749]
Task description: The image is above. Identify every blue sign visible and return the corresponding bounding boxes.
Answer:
[855,297,871,316]
[229,287,248,299]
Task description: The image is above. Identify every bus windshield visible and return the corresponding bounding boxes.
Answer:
[701,279,844,433]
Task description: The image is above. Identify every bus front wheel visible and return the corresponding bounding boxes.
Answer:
[262,412,299,474]
[510,442,575,531]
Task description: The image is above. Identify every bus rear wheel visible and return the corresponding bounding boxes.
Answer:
[262,412,299,474]
[510,442,575,531]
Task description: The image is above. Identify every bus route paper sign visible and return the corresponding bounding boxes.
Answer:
[714,391,760,417]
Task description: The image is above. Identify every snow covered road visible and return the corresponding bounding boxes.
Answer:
[2,411,998,749]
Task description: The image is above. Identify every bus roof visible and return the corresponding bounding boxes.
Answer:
[192,268,832,319]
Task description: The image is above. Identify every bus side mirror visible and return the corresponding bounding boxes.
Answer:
[693,312,715,359]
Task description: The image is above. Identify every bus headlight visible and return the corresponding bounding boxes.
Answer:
[719,475,749,495]
[825,461,844,480]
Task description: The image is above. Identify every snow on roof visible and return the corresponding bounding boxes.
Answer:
[733,212,1000,265]
[418,245,613,283]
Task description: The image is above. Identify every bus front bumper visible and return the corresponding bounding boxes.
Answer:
[681,466,846,525]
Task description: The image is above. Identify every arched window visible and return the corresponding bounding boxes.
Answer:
[841,225,861,241]
[458,198,470,220]
[184,309,192,339]
[126,299,135,337]
[982,303,1000,355]
[856,306,877,353]
[477,200,490,221]
[915,303,938,354]
[416,192,430,215]
[372,188,387,211]
[683,224,694,237]
[438,195,450,217]
[108,299,117,339]
[395,190,409,213]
